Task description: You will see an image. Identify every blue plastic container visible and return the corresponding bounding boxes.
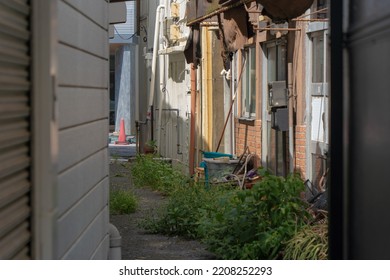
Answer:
[201,151,233,159]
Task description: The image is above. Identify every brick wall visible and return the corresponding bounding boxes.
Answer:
[295,124,306,178]
[235,118,262,160]
[234,120,307,177]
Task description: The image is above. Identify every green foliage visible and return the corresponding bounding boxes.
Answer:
[132,155,314,259]
[283,222,328,260]
[198,173,309,259]
[130,155,186,195]
[110,189,138,215]
[140,183,233,239]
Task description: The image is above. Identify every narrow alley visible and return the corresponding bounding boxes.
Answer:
[109,161,215,260]
[1,0,390,265]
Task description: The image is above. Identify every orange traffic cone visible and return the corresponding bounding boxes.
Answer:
[115,118,129,145]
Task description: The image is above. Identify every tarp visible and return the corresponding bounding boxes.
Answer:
[186,0,314,23]
[184,0,314,66]
[259,0,314,22]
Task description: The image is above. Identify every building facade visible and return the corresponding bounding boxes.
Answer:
[178,0,329,181]
[110,1,137,135]
[0,0,122,259]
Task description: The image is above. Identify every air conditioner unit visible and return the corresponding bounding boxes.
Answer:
[163,18,180,43]
[170,3,179,18]
[169,24,180,41]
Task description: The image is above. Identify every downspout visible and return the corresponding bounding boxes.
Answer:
[156,43,167,155]
[147,4,165,139]
[157,0,169,155]
[189,63,197,175]
[108,223,121,260]
[288,62,294,173]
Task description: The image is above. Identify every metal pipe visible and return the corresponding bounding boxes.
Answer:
[288,63,294,173]
[292,18,328,22]
[293,7,328,19]
[108,223,121,260]
[147,4,165,121]
[157,56,166,154]
[254,27,301,31]
[189,63,196,175]
[216,54,247,152]
[200,22,219,27]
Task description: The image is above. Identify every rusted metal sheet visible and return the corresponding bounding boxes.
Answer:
[260,0,314,22]
[186,0,314,24]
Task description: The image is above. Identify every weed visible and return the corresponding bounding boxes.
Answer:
[283,221,328,260]
[110,189,138,215]
[198,173,309,259]
[131,155,315,259]
[140,183,233,239]
[130,155,186,195]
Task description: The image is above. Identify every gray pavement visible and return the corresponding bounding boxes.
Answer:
[108,143,137,159]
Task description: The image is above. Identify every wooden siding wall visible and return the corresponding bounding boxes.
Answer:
[55,0,109,259]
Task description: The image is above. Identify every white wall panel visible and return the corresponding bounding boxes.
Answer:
[58,88,108,129]
[58,1,108,58]
[57,149,108,215]
[57,44,108,88]
[62,0,108,30]
[55,178,109,259]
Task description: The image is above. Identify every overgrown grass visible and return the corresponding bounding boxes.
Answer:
[283,221,328,260]
[110,189,138,215]
[139,183,235,239]
[198,173,310,259]
[130,155,327,259]
[130,155,186,195]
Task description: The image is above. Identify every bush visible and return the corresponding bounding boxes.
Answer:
[132,155,314,259]
[283,221,328,260]
[130,155,186,195]
[110,189,138,215]
[198,173,309,259]
[140,183,234,239]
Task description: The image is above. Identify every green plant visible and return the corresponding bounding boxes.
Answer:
[130,155,186,195]
[140,183,233,239]
[110,189,138,215]
[145,139,157,148]
[198,173,309,259]
[144,139,157,154]
[283,221,328,260]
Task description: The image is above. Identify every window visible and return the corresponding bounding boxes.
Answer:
[312,33,325,83]
[264,41,288,177]
[312,0,328,19]
[241,46,256,118]
[109,55,115,126]
[267,42,286,83]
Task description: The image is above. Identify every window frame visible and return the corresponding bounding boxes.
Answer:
[240,46,256,119]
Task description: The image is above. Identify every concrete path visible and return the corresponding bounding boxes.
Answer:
[109,162,215,260]
[108,143,137,158]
